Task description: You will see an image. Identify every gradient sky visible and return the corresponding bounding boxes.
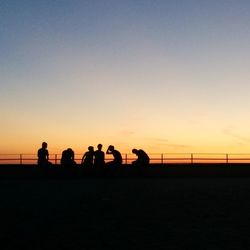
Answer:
[1,0,250,154]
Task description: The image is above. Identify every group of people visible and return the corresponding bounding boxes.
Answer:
[37,142,150,168]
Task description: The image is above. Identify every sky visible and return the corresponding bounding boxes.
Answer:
[1,0,250,155]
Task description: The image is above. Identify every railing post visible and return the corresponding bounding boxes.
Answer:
[125,154,127,165]
[226,154,228,164]
[20,154,22,165]
[161,154,164,164]
[191,153,193,164]
[55,154,57,165]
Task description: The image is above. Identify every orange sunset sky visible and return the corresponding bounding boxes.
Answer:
[1,1,250,155]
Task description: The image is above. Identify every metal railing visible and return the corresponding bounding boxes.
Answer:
[0,153,250,165]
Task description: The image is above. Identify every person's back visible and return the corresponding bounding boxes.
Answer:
[38,148,48,164]
[132,148,150,167]
[137,149,150,165]
[94,144,105,168]
[61,149,69,166]
[112,150,122,165]
[106,145,122,167]
[82,146,94,167]
[61,148,76,167]
[37,142,50,166]
[68,148,75,162]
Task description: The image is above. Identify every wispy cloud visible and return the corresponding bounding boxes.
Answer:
[118,129,136,137]
[222,128,250,143]
[147,137,191,149]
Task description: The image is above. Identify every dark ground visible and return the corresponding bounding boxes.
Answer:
[0,165,250,249]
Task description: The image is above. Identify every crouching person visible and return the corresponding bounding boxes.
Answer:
[132,148,150,167]
[61,148,77,167]
[106,145,122,168]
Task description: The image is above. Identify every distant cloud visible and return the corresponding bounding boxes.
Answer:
[119,129,135,136]
[148,137,190,149]
[164,143,191,149]
[222,128,250,143]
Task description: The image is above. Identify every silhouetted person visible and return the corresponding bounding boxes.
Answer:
[37,142,52,167]
[61,149,68,165]
[106,145,122,167]
[94,144,105,168]
[81,146,94,167]
[132,148,150,167]
[61,148,76,167]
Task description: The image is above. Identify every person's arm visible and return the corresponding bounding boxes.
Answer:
[81,153,86,164]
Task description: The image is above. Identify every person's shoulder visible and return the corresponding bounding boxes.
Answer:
[116,150,122,156]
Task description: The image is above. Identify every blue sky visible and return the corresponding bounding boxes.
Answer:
[1,0,250,154]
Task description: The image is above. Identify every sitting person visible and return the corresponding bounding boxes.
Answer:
[106,145,122,167]
[81,146,94,167]
[37,142,52,167]
[132,148,150,167]
[61,148,76,167]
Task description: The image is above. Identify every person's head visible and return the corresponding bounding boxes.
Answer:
[42,142,47,149]
[132,148,138,155]
[88,146,94,152]
[97,144,102,150]
[108,145,114,151]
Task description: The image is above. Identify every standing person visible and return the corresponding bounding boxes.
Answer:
[81,146,94,167]
[37,142,52,167]
[106,145,122,167]
[94,144,105,168]
[132,148,150,167]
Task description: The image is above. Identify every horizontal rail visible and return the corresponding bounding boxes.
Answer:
[0,153,250,165]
